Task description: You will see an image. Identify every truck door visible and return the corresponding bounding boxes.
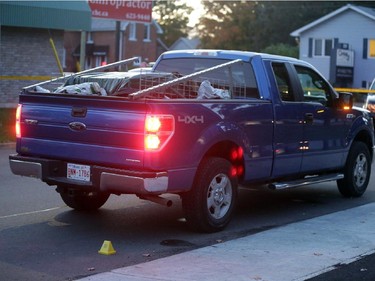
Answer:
[270,62,305,178]
[292,64,352,173]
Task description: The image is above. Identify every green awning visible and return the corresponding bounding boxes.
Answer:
[0,1,91,31]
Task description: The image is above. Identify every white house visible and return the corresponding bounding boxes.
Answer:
[290,4,375,89]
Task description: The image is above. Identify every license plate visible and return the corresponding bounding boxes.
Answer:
[67,163,91,182]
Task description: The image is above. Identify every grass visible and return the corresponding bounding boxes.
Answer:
[0,108,16,143]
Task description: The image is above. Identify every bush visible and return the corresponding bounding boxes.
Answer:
[0,108,16,143]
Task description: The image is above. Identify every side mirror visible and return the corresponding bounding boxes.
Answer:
[337,92,353,110]
[365,94,375,113]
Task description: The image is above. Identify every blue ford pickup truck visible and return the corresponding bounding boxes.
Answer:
[9,50,374,232]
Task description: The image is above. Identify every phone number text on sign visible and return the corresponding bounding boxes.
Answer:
[126,13,151,21]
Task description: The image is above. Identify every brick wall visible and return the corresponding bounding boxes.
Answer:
[64,22,161,72]
[122,23,160,64]
[0,26,64,108]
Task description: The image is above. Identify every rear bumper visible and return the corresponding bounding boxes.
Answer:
[9,154,168,194]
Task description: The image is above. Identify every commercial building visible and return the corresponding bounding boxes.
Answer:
[291,4,375,89]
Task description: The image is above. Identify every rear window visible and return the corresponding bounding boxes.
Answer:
[154,58,259,99]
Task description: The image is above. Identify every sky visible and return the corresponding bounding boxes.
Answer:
[182,0,204,27]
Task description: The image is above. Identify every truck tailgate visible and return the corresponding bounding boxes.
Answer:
[17,93,146,169]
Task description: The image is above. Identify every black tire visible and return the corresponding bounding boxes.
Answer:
[58,186,110,211]
[337,141,371,197]
[182,157,238,233]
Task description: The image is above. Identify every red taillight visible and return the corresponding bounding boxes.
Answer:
[15,104,22,138]
[145,134,160,150]
[145,114,174,151]
[230,166,237,177]
[230,165,244,178]
[230,147,244,161]
[230,147,244,177]
[236,165,244,176]
[145,116,162,133]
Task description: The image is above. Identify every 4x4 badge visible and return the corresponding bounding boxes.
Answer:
[178,115,204,124]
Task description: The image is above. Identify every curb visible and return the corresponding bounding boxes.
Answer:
[0,142,16,148]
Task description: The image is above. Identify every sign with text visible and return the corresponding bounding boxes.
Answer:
[336,48,354,67]
[88,0,153,23]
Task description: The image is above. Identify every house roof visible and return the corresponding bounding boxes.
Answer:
[169,37,201,50]
[157,38,169,52]
[290,4,375,37]
[91,18,163,34]
[0,1,91,31]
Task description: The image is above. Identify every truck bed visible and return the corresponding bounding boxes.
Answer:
[17,93,146,169]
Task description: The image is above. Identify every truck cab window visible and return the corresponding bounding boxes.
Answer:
[154,58,259,99]
[271,63,295,102]
[294,65,332,106]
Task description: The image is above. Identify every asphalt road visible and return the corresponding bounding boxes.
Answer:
[1,144,375,281]
[307,253,375,281]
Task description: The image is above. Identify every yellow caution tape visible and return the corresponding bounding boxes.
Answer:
[0,76,52,81]
[334,88,375,94]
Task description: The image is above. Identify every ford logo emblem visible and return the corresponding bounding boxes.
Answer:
[69,121,87,131]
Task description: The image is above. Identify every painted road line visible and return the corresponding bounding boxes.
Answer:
[0,207,62,219]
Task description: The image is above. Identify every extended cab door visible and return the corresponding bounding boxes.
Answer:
[269,62,305,178]
[291,64,352,173]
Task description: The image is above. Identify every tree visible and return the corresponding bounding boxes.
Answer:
[153,0,193,47]
[197,1,375,51]
[197,1,258,50]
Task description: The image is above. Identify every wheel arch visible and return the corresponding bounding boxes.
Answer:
[200,140,245,181]
[352,129,374,161]
[185,119,250,185]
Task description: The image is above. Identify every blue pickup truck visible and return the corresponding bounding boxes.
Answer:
[9,50,374,232]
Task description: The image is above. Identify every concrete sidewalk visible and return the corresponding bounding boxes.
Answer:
[79,203,375,281]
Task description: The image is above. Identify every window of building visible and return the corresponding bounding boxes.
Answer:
[95,56,107,67]
[314,39,333,57]
[369,39,375,58]
[143,24,151,42]
[129,22,137,41]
